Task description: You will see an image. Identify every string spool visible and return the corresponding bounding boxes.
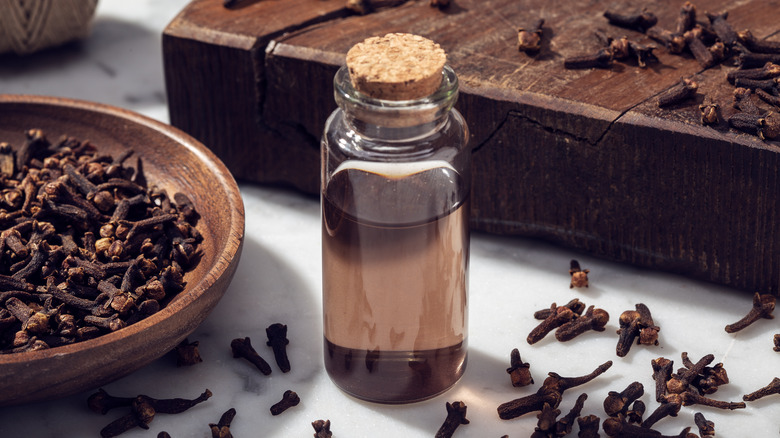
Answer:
[0,0,99,55]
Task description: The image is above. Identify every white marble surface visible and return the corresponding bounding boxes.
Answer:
[1,1,778,437]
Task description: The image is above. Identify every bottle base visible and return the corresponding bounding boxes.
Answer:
[323,338,467,404]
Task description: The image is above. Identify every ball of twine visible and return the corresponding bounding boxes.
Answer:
[0,0,99,55]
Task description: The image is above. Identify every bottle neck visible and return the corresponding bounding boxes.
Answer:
[333,65,459,143]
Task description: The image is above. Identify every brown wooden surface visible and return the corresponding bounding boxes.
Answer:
[0,95,244,406]
[163,0,780,294]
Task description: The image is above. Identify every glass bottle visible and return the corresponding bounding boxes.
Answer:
[320,34,470,404]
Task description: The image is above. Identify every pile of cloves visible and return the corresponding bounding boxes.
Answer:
[0,129,202,354]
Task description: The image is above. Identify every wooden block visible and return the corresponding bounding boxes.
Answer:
[163,0,780,294]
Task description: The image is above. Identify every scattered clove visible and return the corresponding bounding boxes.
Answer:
[555,305,609,342]
[603,416,690,437]
[312,419,333,438]
[640,398,681,428]
[625,400,645,424]
[603,381,644,418]
[726,62,780,84]
[647,27,686,54]
[666,353,714,394]
[528,303,577,344]
[756,88,780,109]
[728,111,780,140]
[699,98,720,125]
[737,29,780,54]
[694,412,714,437]
[775,334,780,352]
[685,27,717,68]
[518,19,545,54]
[603,8,657,33]
[742,377,780,402]
[231,337,272,375]
[733,87,761,115]
[94,389,212,438]
[270,390,300,415]
[531,402,561,438]
[569,259,589,288]
[534,298,585,319]
[657,77,699,107]
[497,360,612,420]
[266,322,291,372]
[175,338,203,367]
[435,401,469,438]
[564,49,613,69]
[725,292,775,333]
[577,414,600,438]
[706,11,738,47]
[616,303,659,357]
[506,348,534,387]
[554,393,587,437]
[209,407,236,438]
[667,390,745,410]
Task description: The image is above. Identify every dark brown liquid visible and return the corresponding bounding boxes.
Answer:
[322,165,468,403]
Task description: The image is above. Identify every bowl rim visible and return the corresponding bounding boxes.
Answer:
[0,93,245,364]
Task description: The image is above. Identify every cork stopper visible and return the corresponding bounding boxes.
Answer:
[346,33,447,101]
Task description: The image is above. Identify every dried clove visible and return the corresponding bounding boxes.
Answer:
[175,338,203,367]
[666,353,714,394]
[675,2,696,36]
[577,414,600,438]
[96,389,212,438]
[603,8,658,33]
[231,337,272,375]
[657,77,699,107]
[742,377,780,402]
[555,305,609,342]
[737,29,780,54]
[728,111,780,140]
[756,88,780,109]
[554,393,587,437]
[733,87,761,115]
[726,62,780,84]
[528,304,577,344]
[725,292,775,332]
[531,402,561,438]
[157,432,171,438]
[497,361,612,420]
[640,399,681,428]
[706,11,738,47]
[669,390,746,410]
[312,419,333,438]
[733,77,780,93]
[603,381,644,418]
[88,388,134,415]
[518,19,545,54]
[564,49,613,69]
[569,259,589,288]
[775,334,780,352]
[684,27,717,68]
[534,298,586,319]
[435,401,470,438]
[616,303,659,357]
[699,98,720,125]
[266,322,291,372]
[738,52,780,69]
[694,412,714,437]
[270,390,300,415]
[626,400,645,424]
[506,348,534,387]
[603,416,689,437]
[209,407,236,438]
[647,27,686,54]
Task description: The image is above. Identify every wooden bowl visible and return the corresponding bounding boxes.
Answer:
[0,94,245,407]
